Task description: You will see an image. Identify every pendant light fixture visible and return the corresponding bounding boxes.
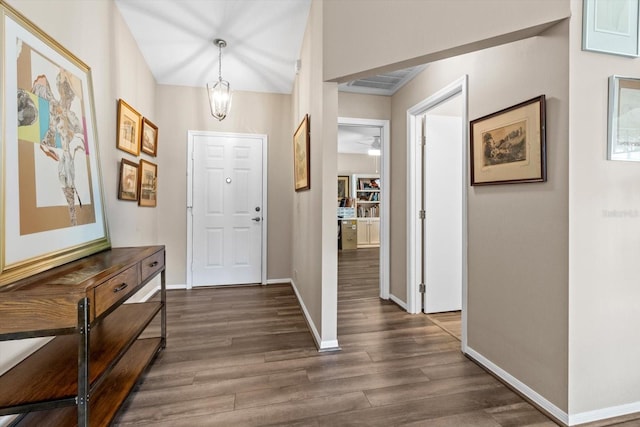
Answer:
[207,38,232,121]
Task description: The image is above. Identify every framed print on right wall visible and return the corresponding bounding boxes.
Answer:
[608,75,640,161]
[583,0,640,57]
[470,95,547,186]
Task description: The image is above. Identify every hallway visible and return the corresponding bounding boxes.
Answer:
[113,251,558,426]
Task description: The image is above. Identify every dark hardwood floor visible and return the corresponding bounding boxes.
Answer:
[113,248,560,426]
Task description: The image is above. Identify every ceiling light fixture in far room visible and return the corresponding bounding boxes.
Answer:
[368,136,381,156]
[207,38,232,121]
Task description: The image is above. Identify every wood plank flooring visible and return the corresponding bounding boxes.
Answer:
[113,248,560,426]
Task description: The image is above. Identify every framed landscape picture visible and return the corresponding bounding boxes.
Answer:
[470,95,547,186]
[116,99,141,156]
[293,114,310,191]
[0,1,110,285]
[141,117,158,156]
[138,159,157,207]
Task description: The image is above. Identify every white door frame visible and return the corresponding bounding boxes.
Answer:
[338,117,390,300]
[406,76,468,351]
[186,130,268,289]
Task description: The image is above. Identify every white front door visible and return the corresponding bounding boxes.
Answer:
[422,94,463,313]
[190,133,264,286]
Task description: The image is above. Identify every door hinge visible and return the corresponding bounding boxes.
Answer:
[419,283,426,293]
[419,210,426,220]
[421,135,427,146]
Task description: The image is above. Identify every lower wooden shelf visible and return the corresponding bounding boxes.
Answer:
[15,337,162,427]
[0,302,162,414]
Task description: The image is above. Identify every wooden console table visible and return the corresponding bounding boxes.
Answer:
[0,245,166,426]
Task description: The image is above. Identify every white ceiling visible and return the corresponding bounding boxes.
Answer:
[115,1,423,149]
[115,0,312,94]
[338,125,382,155]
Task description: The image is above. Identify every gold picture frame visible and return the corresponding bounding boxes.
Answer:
[138,159,158,207]
[116,99,141,156]
[141,117,158,157]
[118,158,139,201]
[0,1,110,286]
[293,114,310,191]
[338,175,350,199]
[470,95,546,186]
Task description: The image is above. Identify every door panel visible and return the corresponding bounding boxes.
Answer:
[192,134,263,286]
[369,219,380,245]
[423,99,463,313]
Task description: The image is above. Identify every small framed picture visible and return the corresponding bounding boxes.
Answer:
[141,117,158,156]
[138,159,158,207]
[293,114,310,191]
[118,158,139,201]
[608,75,640,161]
[338,175,350,199]
[470,95,546,186]
[116,99,142,155]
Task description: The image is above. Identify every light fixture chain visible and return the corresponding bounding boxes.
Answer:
[218,42,222,82]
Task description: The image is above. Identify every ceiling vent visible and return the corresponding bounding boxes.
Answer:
[339,65,427,96]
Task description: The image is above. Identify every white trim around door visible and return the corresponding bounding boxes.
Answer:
[338,117,390,300]
[186,131,268,288]
[406,76,469,351]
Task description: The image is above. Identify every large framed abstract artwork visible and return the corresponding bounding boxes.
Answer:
[470,95,547,186]
[0,1,110,285]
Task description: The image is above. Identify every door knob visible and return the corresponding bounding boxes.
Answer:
[252,217,261,222]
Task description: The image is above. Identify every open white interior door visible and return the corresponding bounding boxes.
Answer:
[422,96,463,313]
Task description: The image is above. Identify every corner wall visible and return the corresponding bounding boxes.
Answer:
[568,0,640,419]
[290,0,338,348]
[390,22,570,412]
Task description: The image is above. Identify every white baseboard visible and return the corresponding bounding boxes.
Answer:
[466,347,569,425]
[266,278,292,285]
[570,400,640,426]
[389,293,408,310]
[290,279,339,351]
[166,284,187,290]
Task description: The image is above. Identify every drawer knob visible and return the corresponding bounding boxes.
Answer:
[149,261,159,267]
[113,283,128,293]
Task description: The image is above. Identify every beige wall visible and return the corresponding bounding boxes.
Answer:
[323,0,570,82]
[155,86,293,285]
[568,0,640,416]
[338,153,379,176]
[389,21,570,410]
[290,0,339,347]
[338,92,391,119]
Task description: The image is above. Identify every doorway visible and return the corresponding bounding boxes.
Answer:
[337,117,390,300]
[186,131,268,288]
[407,76,468,350]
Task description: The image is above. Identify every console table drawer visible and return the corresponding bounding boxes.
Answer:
[141,250,164,283]
[94,265,139,317]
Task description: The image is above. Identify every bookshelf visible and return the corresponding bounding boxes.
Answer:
[354,175,380,248]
